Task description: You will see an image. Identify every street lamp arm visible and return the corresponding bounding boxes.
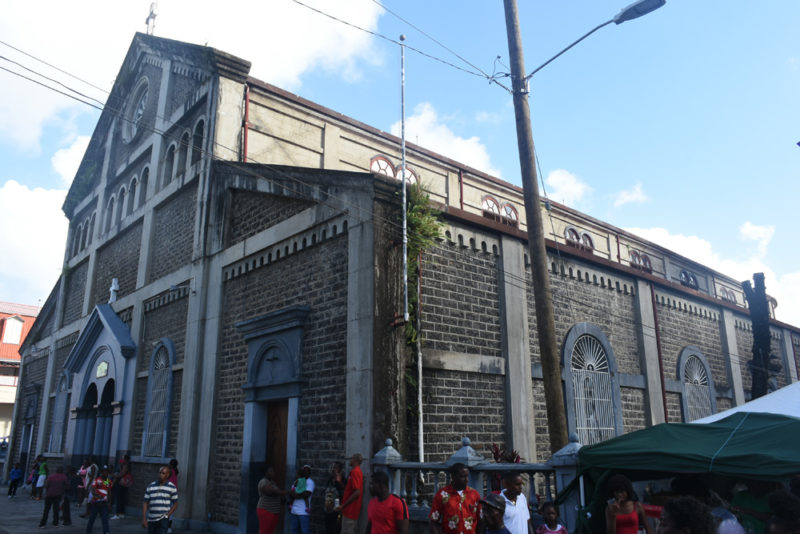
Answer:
[524,19,613,82]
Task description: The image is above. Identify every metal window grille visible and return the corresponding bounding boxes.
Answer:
[571,334,616,445]
[144,347,170,457]
[48,380,68,452]
[684,355,712,421]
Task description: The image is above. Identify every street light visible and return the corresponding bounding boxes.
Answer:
[524,0,666,84]
[502,0,665,453]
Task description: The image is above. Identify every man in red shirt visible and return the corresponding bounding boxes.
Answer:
[337,453,364,534]
[429,463,480,534]
[366,471,408,534]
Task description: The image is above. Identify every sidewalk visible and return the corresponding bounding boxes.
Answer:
[0,487,185,534]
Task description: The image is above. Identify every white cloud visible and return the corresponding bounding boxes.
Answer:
[0,0,383,150]
[544,169,592,208]
[390,102,500,177]
[51,135,90,187]
[624,225,800,325]
[613,182,648,208]
[475,111,502,124]
[0,180,68,306]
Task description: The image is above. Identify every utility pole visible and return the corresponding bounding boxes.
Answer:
[502,0,568,453]
[742,273,778,399]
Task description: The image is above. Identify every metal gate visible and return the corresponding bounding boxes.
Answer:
[571,334,616,445]
[684,355,712,421]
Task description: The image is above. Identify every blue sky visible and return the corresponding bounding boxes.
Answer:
[1,0,798,323]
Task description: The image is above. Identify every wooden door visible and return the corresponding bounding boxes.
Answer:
[266,400,288,488]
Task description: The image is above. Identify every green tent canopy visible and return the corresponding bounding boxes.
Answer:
[577,411,800,482]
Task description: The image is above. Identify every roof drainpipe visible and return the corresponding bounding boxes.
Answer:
[242,84,250,163]
[649,282,669,422]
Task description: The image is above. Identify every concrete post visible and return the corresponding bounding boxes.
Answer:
[720,309,745,406]
[634,280,665,424]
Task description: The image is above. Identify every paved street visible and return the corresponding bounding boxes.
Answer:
[0,486,188,534]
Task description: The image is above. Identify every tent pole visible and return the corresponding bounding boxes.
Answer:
[579,475,585,507]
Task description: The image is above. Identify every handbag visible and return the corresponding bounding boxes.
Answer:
[120,473,134,488]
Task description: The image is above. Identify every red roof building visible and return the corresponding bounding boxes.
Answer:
[0,302,40,440]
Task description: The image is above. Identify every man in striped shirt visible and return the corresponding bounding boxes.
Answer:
[141,466,178,534]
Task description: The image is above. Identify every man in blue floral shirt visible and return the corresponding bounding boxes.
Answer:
[429,463,480,534]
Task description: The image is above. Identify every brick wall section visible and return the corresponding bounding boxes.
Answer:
[531,379,550,462]
[148,184,197,282]
[716,397,732,412]
[212,235,348,526]
[530,261,640,374]
[419,242,501,357]
[735,326,753,396]
[92,222,142,306]
[620,387,647,433]
[51,337,78,394]
[413,368,505,463]
[139,295,189,372]
[131,295,189,455]
[10,353,49,465]
[227,191,315,247]
[655,297,727,389]
[62,260,89,326]
[666,392,682,423]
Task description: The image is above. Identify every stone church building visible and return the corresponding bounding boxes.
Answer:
[7,33,800,533]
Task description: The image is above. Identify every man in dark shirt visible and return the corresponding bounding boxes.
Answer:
[481,494,511,534]
[39,466,68,527]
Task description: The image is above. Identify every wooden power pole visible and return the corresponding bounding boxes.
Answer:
[502,0,568,453]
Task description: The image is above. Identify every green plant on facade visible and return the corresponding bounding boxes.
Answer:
[404,181,443,345]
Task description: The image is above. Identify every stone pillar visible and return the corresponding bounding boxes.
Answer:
[720,309,745,406]
[498,236,536,460]
[780,328,798,383]
[547,434,582,534]
[634,280,665,424]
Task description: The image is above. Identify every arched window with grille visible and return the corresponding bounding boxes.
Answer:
[481,196,501,221]
[48,375,70,453]
[369,155,395,178]
[142,339,175,457]
[678,347,716,422]
[562,323,623,445]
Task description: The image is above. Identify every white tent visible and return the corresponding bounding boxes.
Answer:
[693,381,800,423]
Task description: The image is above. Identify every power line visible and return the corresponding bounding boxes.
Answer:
[290,0,511,93]
[0,55,106,107]
[4,40,776,379]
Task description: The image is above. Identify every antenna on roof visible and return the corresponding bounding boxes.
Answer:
[145,1,158,35]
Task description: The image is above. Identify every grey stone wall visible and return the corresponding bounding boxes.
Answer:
[62,260,88,326]
[620,387,647,433]
[655,295,726,388]
[531,379,550,462]
[10,352,49,465]
[92,222,143,306]
[212,235,349,526]
[148,184,197,282]
[531,260,639,374]
[419,241,501,357]
[226,190,314,247]
[666,392,682,423]
[413,368,505,463]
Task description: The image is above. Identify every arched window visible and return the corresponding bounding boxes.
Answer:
[679,270,699,290]
[104,196,115,233]
[142,339,175,457]
[581,232,594,250]
[116,186,126,225]
[72,224,82,257]
[482,196,501,222]
[369,155,395,178]
[629,250,653,272]
[565,227,581,244]
[48,375,69,453]
[88,213,95,245]
[139,168,149,207]
[678,347,716,421]
[81,222,89,251]
[162,144,176,188]
[176,132,189,179]
[562,323,623,445]
[128,178,137,215]
[501,203,519,227]
[191,120,205,165]
[396,165,417,185]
